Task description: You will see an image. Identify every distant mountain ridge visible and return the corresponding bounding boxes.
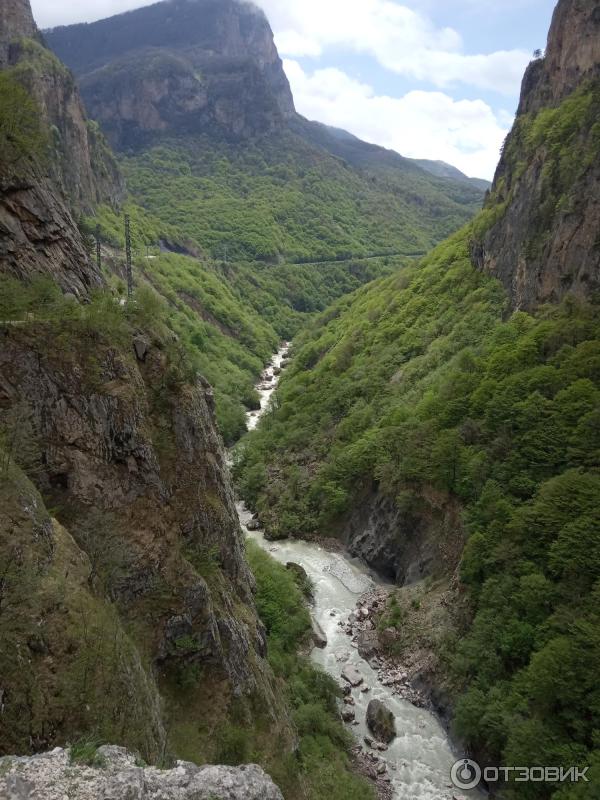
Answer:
[45,0,486,189]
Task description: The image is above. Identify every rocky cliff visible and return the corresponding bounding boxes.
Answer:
[471,0,600,309]
[0,0,37,67]
[46,0,295,149]
[0,0,292,773]
[0,312,289,761]
[0,0,123,294]
[0,746,284,800]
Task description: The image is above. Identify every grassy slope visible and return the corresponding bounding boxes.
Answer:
[236,84,600,797]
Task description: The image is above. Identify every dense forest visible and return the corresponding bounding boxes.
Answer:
[236,78,600,797]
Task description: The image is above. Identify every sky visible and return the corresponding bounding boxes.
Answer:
[30,0,558,180]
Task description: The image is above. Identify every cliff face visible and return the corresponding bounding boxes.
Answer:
[0,319,287,758]
[0,172,100,296]
[0,0,37,66]
[0,0,123,294]
[471,0,600,310]
[0,0,291,766]
[519,0,600,116]
[46,0,295,149]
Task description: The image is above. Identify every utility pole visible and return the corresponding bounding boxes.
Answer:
[124,214,133,299]
[95,225,102,272]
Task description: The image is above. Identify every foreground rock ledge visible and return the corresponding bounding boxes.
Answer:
[0,746,284,800]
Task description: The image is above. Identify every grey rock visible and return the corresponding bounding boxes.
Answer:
[357,630,379,660]
[0,746,284,800]
[341,664,363,687]
[133,337,150,362]
[366,700,397,744]
[342,708,356,723]
[311,617,327,649]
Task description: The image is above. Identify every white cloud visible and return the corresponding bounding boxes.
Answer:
[284,60,510,179]
[257,0,529,95]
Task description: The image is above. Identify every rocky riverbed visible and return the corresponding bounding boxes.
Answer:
[341,586,427,708]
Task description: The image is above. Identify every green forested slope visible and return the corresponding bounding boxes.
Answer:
[90,202,402,442]
[94,125,477,443]
[121,132,483,263]
[236,83,600,795]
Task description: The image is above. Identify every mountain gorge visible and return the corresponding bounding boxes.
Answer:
[40,0,490,446]
[237,0,600,795]
[1,0,599,797]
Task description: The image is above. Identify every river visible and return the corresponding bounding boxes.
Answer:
[236,346,472,800]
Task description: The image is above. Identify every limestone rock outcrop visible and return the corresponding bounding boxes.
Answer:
[0,746,284,800]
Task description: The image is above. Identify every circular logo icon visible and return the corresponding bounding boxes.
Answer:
[451,758,482,790]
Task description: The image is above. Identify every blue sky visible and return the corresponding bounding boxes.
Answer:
[256,0,558,178]
[31,0,558,179]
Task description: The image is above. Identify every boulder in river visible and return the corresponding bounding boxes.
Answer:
[366,699,397,744]
[311,618,327,649]
[341,664,363,687]
[246,518,261,531]
[357,630,379,660]
[286,562,314,599]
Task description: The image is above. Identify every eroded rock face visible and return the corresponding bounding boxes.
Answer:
[0,174,101,296]
[0,469,167,759]
[471,0,600,310]
[0,746,284,800]
[0,0,37,67]
[519,0,600,116]
[0,0,123,293]
[46,0,295,150]
[0,323,286,754]
[343,489,464,586]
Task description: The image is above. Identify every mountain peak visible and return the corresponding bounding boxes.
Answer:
[471,0,600,310]
[519,0,600,116]
[0,0,37,66]
[46,0,295,148]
